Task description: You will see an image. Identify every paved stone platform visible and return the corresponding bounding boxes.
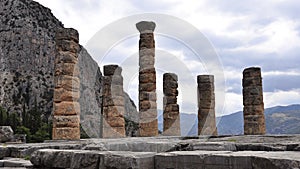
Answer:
[0,135,300,168]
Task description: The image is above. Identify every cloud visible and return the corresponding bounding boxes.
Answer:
[34,0,300,115]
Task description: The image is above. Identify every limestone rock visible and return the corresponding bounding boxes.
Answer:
[0,126,14,143]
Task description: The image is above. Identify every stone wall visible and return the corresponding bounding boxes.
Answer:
[136,21,158,137]
[197,75,217,136]
[102,65,125,138]
[243,67,265,135]
[52,28,80,140]
[163,73,180,136]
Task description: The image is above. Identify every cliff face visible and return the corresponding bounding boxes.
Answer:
[0,0,138,137]
[0,0,63,116]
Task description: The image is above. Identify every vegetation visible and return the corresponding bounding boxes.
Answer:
[0,105,51,143]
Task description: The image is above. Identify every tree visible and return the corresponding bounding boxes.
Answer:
[7,112,21,131]
[0,106,8,126]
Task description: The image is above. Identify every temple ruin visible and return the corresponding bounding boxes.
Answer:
[51,22,266,140]
[52,28,81,140]
[163,73,181,136]
[243,67,266,135]
[197,75,217,136]
[136,21,158,137]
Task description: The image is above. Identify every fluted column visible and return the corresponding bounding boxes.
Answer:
[136,21,158,137]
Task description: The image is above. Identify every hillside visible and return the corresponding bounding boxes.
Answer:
[217,104,300,135]
[158,104,300,136]
[0,0,137,138]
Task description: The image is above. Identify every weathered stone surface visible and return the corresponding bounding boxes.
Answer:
[102,65,125,138]
[52,127,80,140]
[243,67,265,135]
[137,21,158,137]
[0,157,32,168]
[197,75,217,136]
[0,126,14,143]
[136,21,156,33]
[52,28,81,140]
[104,151,155,169]
[0,147,10,160]
[156,150,300,169]
[53,115,80,128]
[53,102,80,116]
[104,64,122,76]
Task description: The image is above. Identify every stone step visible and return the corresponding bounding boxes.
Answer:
[0,158,32,168]
[155,151,300,169]
[30,149,156,169]
[29,149,300,169]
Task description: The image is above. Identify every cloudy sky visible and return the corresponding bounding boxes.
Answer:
[36,0,300,116]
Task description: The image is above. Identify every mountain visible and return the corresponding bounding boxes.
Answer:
[217,104,300,135]
[0,0,137,137]
[158,105,300,136]
[158,110,197,136]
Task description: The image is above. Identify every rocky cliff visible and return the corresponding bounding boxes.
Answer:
[0,0,138,137]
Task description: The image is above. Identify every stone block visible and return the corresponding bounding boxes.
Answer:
[103,106,125,118]
[53,115,80,128]
[56,40,79,53]
[55,62,79,77]
[164,104,179,112]
[53,88,80,102]
[139,92,157,101]
[56,28,79,43]
[0,126,14,143]
[52,127,80,140]
[54,75,80,91]
[139,67,155,74]
[104,65,122,76]
[53,102,80,116]
[243,67,261,78]
[197,75,214,83]
[103,96,124,107]
[55,51,78,64]
[139,82,156,92]
[139,73,156,83]
[139,100,157,110]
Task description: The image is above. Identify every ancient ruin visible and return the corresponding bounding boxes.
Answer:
[52,28,81,140]
[136,21,158,137]
[102,65,126,138]
[197,75,217,136]
[243,67,266,135]
[163,73,181,136]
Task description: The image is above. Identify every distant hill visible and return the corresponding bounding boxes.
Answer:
[158,104,300,136]
[217,104,300,135]
[158,110,197,136]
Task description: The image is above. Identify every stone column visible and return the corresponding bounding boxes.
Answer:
[136,21,158,137]
[243,67,266,135]
[52,28,80,140]
[197,75,217,136]
[102,65,125,138]
[163,73,180,136]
